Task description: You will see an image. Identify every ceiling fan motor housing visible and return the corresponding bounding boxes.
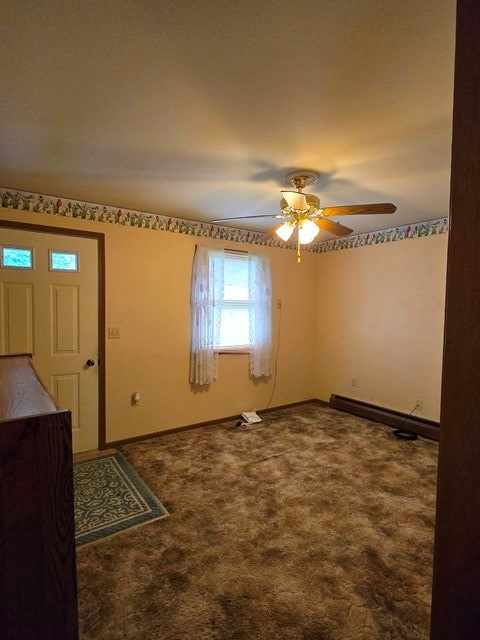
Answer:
[280,194,320,214]
[284,170,319,191]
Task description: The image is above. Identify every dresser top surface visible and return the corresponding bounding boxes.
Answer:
[0,354,58,421]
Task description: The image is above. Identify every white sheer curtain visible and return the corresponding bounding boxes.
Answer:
[248,253,272,378]
[190,246,272,385]
[189,245,223,385]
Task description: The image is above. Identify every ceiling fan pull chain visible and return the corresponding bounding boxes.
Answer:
[297,239,301,263]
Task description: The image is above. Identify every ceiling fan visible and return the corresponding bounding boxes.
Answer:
[212,170,396,262]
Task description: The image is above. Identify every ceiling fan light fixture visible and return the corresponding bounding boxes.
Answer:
[212,169,396,262]
[298,219,320,244]
[275,221,295,241]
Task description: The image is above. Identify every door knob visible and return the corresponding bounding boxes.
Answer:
[86,359,95,367]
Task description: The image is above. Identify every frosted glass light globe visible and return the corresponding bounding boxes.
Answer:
[276,222,294,241]
[298,219,319,244]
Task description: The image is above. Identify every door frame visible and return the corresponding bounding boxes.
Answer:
[430,1,480,637]
[0,219,106,450]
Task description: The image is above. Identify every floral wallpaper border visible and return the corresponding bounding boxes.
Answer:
[0,187,449,253]
[314,216,449,253]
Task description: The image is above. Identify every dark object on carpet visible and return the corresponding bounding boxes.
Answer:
[394,429,419,440]
[74,452,168,546]
[76,404,438,639]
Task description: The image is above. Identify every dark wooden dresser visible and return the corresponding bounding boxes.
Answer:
[0,354,79,640]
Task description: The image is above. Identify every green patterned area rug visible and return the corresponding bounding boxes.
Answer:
[74,452,168,546]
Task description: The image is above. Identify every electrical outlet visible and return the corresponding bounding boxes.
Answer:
[415,399,423,412]
[351,377,358,387]
[276,298,282,309]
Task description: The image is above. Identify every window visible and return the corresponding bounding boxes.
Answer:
[1,246,33,269]
[214,252,252,349]
[190,246,272,385]
[49,250,79,271]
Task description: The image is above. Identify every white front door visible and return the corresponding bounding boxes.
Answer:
[0,227,99,453]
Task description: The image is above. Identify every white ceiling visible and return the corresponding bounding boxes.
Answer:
[0,0,456,239]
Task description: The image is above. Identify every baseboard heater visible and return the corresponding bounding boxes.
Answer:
[329,394,439,442]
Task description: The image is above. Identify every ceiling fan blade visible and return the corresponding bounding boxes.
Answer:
[211,214,279,223]
[315,218,353,237]
[259,223,284,243]
[321,203,397,217]
[281,191,307,210]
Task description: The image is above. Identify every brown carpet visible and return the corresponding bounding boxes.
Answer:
[76,403,438,640]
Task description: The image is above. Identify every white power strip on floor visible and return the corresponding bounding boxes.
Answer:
[241,411,262,424]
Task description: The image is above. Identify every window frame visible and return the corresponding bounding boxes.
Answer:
[213,250,253,353]
[1,245,35,269]
[48,249,80,272]
[190,244,272,384]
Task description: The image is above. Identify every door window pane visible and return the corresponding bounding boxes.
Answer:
[50,251,78,272]
[1,246,33,269]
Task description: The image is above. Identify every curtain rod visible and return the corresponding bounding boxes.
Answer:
[224,248,248,255]
[194,245,249,255]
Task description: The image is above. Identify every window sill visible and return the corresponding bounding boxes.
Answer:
[215,347,250,355]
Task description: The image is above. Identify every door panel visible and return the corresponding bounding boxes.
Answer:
[51,285,79,354]
[0,229,98,453]
[53,373,80,429]
[1,282,34,353]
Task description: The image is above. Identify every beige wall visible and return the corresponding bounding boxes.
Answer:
[0,207,447,440]
[314,233,448,420]
[0,208,318,443]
